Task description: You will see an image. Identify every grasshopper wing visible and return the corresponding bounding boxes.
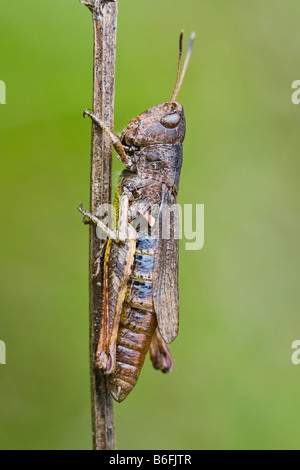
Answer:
[153,196,179,344]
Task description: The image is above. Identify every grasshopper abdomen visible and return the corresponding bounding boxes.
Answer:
[108,232,158,402]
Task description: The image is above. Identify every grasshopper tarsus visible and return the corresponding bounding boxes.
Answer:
[78,204,90,224]
[78,204,95,225]
[78,204,91,225]
[83,109,91,119]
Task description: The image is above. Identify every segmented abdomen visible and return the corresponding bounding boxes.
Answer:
[107,234,157,402]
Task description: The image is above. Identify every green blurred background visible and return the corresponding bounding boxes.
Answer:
[0,0,299,450]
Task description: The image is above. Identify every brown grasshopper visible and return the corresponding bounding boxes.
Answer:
[79,32,195,402]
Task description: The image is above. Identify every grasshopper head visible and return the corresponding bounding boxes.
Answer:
[122,31,195,148]
[122,101,186,146]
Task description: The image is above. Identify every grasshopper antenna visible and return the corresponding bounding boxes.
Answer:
[172,32,196,102]
[170,30,184,102]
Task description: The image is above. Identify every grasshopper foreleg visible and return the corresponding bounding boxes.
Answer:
[83,110,134,170]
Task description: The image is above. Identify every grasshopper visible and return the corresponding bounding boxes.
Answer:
[79,32,195,402]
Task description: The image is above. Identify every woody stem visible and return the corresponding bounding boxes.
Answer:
[82,0,118,451]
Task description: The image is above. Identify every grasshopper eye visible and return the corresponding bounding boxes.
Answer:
[160,113,181,129]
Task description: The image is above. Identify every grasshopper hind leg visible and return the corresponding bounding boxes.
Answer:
[96,227,137,375]
[150,328,174,373]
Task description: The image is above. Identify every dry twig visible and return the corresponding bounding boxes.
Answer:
[81,0,118,450]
